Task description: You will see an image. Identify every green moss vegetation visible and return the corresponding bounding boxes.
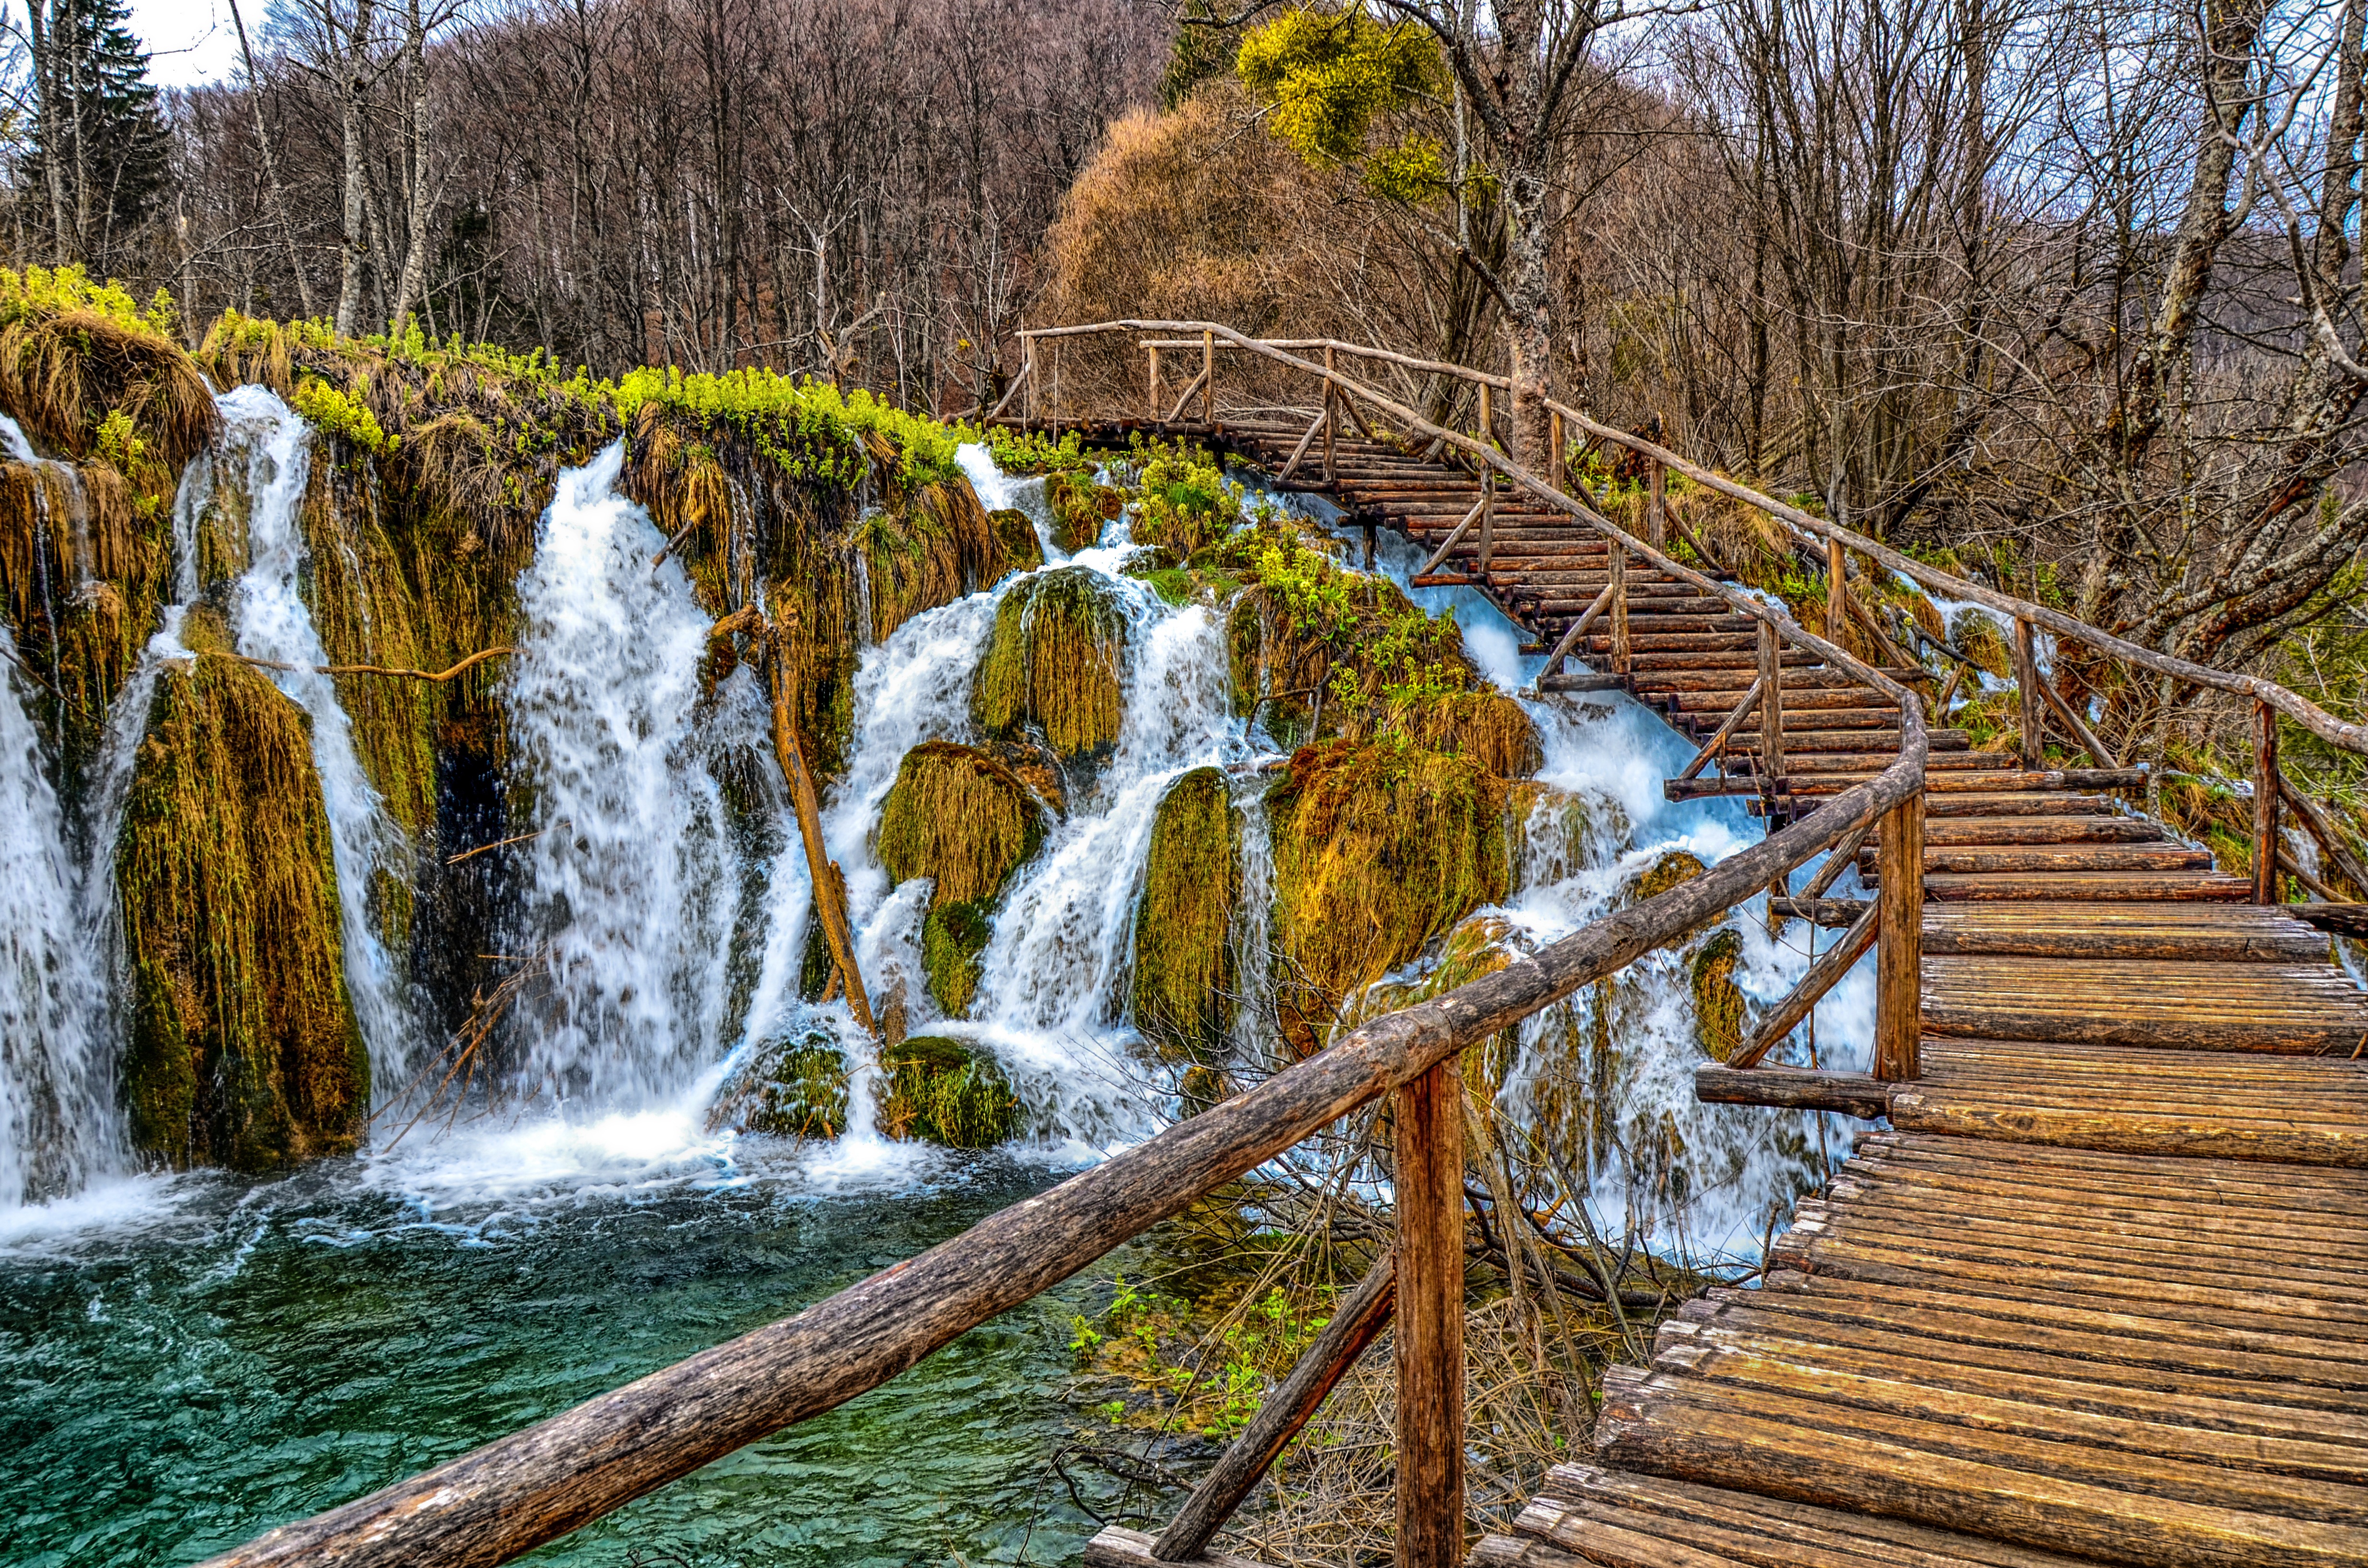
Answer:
[877,741,1048,1015]
[1627,848,1706,905]
[1047,469,1118,552]
[1267,737,1509,1054]
[708,1028,851,1139]
[973,565,1129,766]
[879,1035,1020,1147]
[1132,767,1239,1064]
[115,607,367,1171]
[1689,927,1746,1062]
[988,507,1046,574]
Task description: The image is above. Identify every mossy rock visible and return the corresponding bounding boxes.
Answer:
[709,1029,851,1139]
[972,566,1128,767]
[879,1035,1019,1148]
[1950,607,2011,678]
[116,609,368,1171]
[1131,767,1239,1064]
[1349,911,1524,1094]
[1505,781,1623,893]
[987,736,1069,818]
[1047,471,1120,553]
[1626,849,1707,906]
[1690,927,1747,1062]
[877,741,1046,1015]
[987,507,1046,575]
[1268,740,1509,1055]
[1390,688,1542,779]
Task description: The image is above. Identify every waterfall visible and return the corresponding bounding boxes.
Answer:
[218,387,415,1088]
[501,442,752,1110]
[0,622,118,1205]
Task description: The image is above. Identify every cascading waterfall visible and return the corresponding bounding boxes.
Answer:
[218,387,416,1088]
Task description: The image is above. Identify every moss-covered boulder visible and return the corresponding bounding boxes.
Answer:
[1390,688,1542,779]
[879,1035,1019,1147]
[877,740,1047,1016]
[973,565,1128,767]
[1131,767,1239,1063]
[1047,471,1120,553]
[115,609,368,1171]
[988,507,1046,574]
[1690,927,1747,1062]
[1625,848,1706,906]
[708,1028,852,1138]
[1268,740,1509,1054]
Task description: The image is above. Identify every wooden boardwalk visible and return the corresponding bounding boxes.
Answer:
[1215,416,2368,1568]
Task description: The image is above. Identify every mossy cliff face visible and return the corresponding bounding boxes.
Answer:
[1131,767,1239,1064]
[972,566,1129,768]
[115,609,367,1170]
[876,741,1048,1016]
[1266,739,1509,1054]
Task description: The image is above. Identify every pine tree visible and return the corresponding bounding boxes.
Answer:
[23,0,173,269]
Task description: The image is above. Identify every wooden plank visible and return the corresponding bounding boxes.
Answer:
[1085,1525,1271,1568]
[1693,1066,1891,1118]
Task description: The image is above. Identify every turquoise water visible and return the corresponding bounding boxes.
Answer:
[0,1137,1128,1568]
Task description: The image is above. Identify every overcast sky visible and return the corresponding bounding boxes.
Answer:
[127,0,243,89]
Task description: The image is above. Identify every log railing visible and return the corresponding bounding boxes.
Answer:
[195,327,1931,1568]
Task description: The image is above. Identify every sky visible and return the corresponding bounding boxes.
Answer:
[126,0,244,90]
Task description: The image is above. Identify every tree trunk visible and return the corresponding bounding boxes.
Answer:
[230,0,315,319]
[388,0,438,331]
[334,0,381,339]
[1501,161,1554,472]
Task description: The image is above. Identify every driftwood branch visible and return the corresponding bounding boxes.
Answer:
[221,646,514,682]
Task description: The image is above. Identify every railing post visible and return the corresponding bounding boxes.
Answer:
[1323,345,1337,482]
[1549,407,1565,491]
[1648,456,1666,548]
[1757,619,1785,779]
[1826,535,1846,641]
[1201,328,1215,426]
[1875,793,1924,1080]
[2014,617,2047,772]
[1022,334,1036,425]
[1394,1057,1463,1568]
[1477,383,1495,574]
[1479,381,1492,450]
[1608,539,1629,676]
[2255,696,2280,904]
[1146,345,1159,425]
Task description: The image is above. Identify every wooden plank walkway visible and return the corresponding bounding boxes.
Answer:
[1208,417,2368,1568]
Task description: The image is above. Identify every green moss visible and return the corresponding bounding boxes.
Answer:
[709,1029,851,1139]
[988,507,1046,574]
[877,740,1046,1015]
[1690,927,1746,1062]
[1267,739,1509,1054]
[1387,688,1542,778]
[973,566,1128,766]
[116,609,367,1170]
[1132,767,1239,1063]
[1047,470,1117,552]
[1628,849,1706,905]
[1129,564,1196,606]
[880,1035,1020,1147]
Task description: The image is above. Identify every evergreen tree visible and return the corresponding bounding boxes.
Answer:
[23,0,173,268]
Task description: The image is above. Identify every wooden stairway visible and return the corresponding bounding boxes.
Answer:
[1217,416,2368,1568]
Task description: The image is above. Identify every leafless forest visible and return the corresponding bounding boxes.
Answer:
[8,0,2368,696]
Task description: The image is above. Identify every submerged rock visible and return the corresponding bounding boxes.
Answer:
[972,565,1128,768]
[1267,740,1509,1054]
[708,1027,852,1139]
[1689,927,1747,1062]
[115,608,369,1171]
[1131,766,1239,1064]
[879,1035,1019,1147]
[877,740,1048,1016]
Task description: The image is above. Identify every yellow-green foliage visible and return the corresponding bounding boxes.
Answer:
[616,365,963,490]
[877,740,1048,1015]
[116,609,367,1171]
[1132,767,1239,1063]
[1626,849,1706,905]
[1267,738,1509,1054]
[879,1035,1019,1147]
[1950,607,2011,677]
[1690,928,1746,1062]
[1130,445,1244,559]
[981,424,1094,476]
[708,1029,851,1139]
[0,267,211,478]
[291,375,394,456]
[1237,6,1440,198]
[974,566,1129,765]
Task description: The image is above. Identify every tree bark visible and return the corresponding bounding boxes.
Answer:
[334,0,382,338]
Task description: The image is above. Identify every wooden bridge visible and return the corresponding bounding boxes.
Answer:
[199,327,2368,1568]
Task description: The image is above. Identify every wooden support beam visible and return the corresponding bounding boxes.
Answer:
[987,355,1032,422]
[1537,582,1616,679]
[1479,467,1495,574]
[2279,773,2368,895]
[1023,335,1036,423]
[1768,895,1870,929]
[1609,541,1630,676]
[1649,458,1667,548]
[1548,407,1564,491]
[2013,617,2047,771]
[1146,346,1159,424]
[1153,1253,1397,1562]
[1275,407,1329,483]
[1800,818,1876,902]
[2033,665,2121,769]
[1416,493,1490,576]
[1394,1059,1463,1568]
[1730,898,1879,1069]
[1322,346,1337,483]
[1825,537,1846,643]
[1874,794,1924,1080]
[1693,1065,1892,1119]
[1677,678,1762,781]
[1164,366,1211,427]
[2254,696,2280,905]
[1756,620,1784,778]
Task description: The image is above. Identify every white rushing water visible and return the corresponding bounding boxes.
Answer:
[220,387,416,1089]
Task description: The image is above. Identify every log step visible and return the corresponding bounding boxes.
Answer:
[1921,902,2333,962]
[1919,956,2368,1052]
[1920,870,2255,902]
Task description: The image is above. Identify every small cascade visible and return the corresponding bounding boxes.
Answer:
[957,444,1061,560]
[0,623,118,1205]
[502,442,756,1110]
[217,387,416,1087]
